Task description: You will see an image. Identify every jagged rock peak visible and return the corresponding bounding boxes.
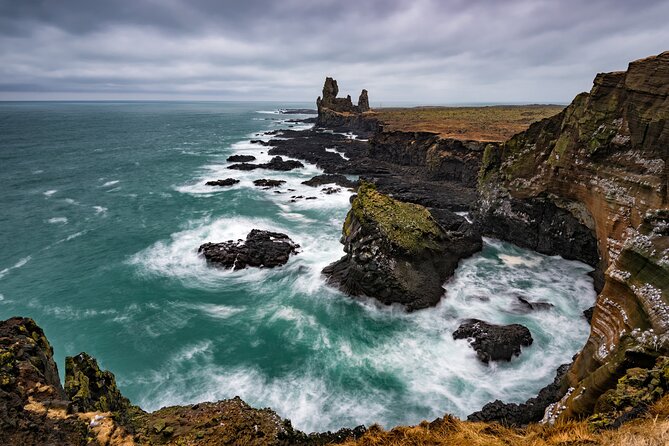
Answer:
[317,77,370,113]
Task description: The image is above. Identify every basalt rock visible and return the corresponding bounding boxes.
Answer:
[199,229,300,270]
[254,179,286,188]
[323,182,481,310]
[468,363,571,426]
[514,295,554,312]
[206,178,240,187]
[476,52,669,421]
[228,156,304,172]
[302,174,358,189]
[452,319,533,363]
[316,77,379,134]
[0,317,92,445]
[64,352,133,415]
[1,316,368,445]
[227,154,256,162]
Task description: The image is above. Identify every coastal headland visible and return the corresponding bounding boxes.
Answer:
[2,52,668,445]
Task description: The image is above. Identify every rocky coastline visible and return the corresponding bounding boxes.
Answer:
[3,52,668,444]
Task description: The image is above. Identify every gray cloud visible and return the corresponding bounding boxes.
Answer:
[1,0,668,102]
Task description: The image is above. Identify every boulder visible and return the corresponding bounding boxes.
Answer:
[253,179,286,188]
[205,178,240,187]
[199,229,299,270]
[452,319,533,363]
[514,295,554,312]
[323,182,481,310]
[227,155,256,162]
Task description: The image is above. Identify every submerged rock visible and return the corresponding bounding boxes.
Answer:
[514,295,554,312]
[227,154,256,162]
[453,319,533,363]
[253,179,286,188]
[323,182,481,310]
[205,178,240,187]
[199,229,299,270]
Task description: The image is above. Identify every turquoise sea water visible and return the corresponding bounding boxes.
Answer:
[0,101,596,431]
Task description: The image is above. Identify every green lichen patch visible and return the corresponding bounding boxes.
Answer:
[350,182,443,254]
[588,356,669,430]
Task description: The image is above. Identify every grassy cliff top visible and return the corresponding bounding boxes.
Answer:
[348,182,443,253]
[374,105,565,142]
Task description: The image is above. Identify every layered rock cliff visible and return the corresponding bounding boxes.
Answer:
[477,51,669,421]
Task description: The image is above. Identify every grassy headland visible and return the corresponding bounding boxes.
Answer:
[374,105,565,142]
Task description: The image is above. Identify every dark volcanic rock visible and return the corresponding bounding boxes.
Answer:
[302,174,358,188]
[323,182,481,310]
[514,295,554,312]
[65,352,133,414]
[583,306,595,323]
[227,162,257,171]
[227,154,256,162]
[228,156,304,172]
[322,187,341,194]
[468,363,571,426]
[254,179,286,188]
[205,178,240,187]
[199,229,299,270]
[453,319,533,363]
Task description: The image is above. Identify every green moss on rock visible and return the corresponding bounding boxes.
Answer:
[350,182,443,254]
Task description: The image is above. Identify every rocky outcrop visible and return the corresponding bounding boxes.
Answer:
[452,319,533,363]
[227,154,256,162]
[228,156,304,171]
[476,52,669,421]
[468,363,571,426]
[254,179,286,188]
[302,174,358,189]
[206,178,240,187]
[199,229,300,270]
[65,352,133,415]
[0,317,368,445]
[323,182,481,310]
[316,77,379,134]
[587,356,669,429]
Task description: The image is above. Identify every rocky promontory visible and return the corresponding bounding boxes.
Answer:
[323,182,481,310]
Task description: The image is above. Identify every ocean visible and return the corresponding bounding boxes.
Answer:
[0,101,596,431]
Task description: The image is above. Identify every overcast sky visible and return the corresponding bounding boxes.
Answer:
[1,0,668,103]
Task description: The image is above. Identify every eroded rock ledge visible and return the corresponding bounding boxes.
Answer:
[323,182,481,310]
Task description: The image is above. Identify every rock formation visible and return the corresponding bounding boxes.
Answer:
[476,51,669,421]
[316,77,379,133]
[0,317,368,445]
[65,352,133,414]
[227,154,256,162]
[206,178,239,187]
[199,229,300,270]
[452,319,533,363]
[228,156,304,171]
[323,182,481,310]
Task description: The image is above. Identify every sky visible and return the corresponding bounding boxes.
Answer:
[1,0,668,104]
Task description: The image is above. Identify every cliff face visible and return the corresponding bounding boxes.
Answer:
[369,131,488,188]
[478,52,669,420]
